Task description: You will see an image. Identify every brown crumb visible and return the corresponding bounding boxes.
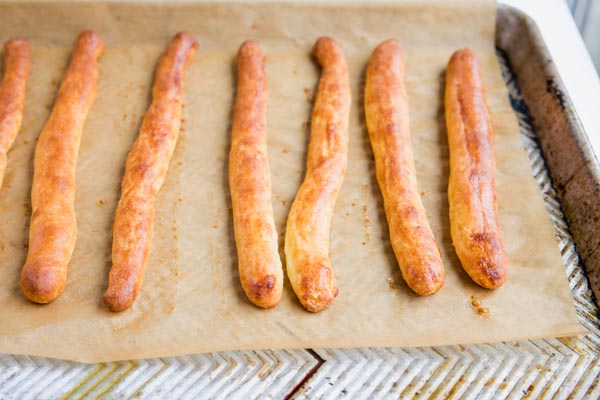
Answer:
[527,384,534,393]
[470,295,490,317]
[362,185,371,243]
[23,139,29,145]
[282,148,290,154]
[303,87,312,103]
[251,22,257,29]
[97,199,108,206]
[386,278,401,291]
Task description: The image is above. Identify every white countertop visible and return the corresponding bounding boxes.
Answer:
[502,0,600,163]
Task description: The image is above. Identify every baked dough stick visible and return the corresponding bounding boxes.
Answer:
[20,31,103,304]
[230,41,283,308]
[365,39,444,295]
[0,38,30,190]
[445,48,507,288]
[285,37,351,312]
[103,33,198,312]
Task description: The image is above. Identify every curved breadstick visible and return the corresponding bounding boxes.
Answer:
[103,32,198,312]
[230,40,283,308]
[365,39,444,295]
[0,38,30,191]
[20,31,103,303]
[285,37,351,312]
[445,48,507,288]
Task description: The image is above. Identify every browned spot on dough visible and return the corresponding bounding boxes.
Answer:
[248,274,275,301]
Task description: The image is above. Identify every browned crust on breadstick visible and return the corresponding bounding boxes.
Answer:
[230,40,283,308]
[0,38,30,190]
[20,31,103,303]
[365,39,444,295]
[103,32,198,312]
[285,37,351,312]
[445,48,507,289]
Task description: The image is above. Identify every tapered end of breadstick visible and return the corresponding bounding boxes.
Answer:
[5,37,29,51]
[373,39,402,54]
[290,259,338,313]
[467,251,508,289]
[239,40,261,54]
[237,40,265,79]
[20,265,65,304]
[447,48,483,85]
[3,37,30,79]
[75,30,104,59]
[313,36,345,69]
[403,264,445,296]
[103,284,137,312]
[170,32,199,54]
[241,274,283,309]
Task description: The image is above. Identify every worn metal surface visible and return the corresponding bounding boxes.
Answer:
[0,5,599,399]
[497,5,600,303]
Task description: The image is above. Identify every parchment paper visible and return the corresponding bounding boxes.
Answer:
[0,1,585,363]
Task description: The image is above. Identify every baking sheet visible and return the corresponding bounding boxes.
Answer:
[0,1,585,363]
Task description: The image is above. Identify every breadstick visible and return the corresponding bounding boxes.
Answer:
[103,33,198,312]
[230,40,283,308]
[285,37,351,312]
[365,39,444,295]
[445,48,507,288]
[20,31,103,303]
[0,38,30,191]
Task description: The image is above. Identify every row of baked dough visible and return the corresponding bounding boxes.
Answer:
[0,31,506,313]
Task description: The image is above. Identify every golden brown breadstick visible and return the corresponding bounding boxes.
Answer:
[230,41,283,308]
[103,33,198,312]
[0,38,30,191]
[445,48,507,288]
[20,31,103,303]
[285,37,351,312]
[365,39,444,295]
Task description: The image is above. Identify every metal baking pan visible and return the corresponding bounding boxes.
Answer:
[0,4,599,399]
